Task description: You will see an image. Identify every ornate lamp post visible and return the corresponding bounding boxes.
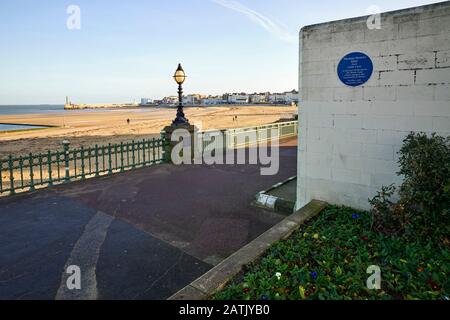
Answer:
[172,63,190,126]
[163,63,197,163]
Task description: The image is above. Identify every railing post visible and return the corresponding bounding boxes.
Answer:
[95,144,100,177]
[108,143,113,175]
[81,146,86,179]
[142,139,146,165]
[63,140,71,183]
[28,153,35,191]
[8,155,15,195]
[131,140,136,169]
[126,142,130,167]
[19,156,24,189]
[120,142,125,172]
[38,154,43,184]
[114,144,118,170]
[87,147,92,174]
[56,151,61,181]
[0,161,3,194]
[152,138,157,164]
[47,150,53,186]
[102,145,106,174]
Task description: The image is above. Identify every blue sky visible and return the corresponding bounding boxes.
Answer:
[0,0,444,104]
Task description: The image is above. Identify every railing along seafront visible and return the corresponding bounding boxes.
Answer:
[0,121,298,197]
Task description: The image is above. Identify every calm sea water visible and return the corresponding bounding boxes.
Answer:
[0,106,62,132]
[0,105,65,115]
[0,124,49,132]
[0,105,161,132]
[0,105,161,116]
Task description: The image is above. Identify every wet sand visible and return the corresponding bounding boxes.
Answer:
[0,106,296,159]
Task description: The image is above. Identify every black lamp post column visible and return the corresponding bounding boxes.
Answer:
[172,63,190,126]
[173,83,188,125]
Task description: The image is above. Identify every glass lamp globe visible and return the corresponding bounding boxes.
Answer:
[173,64,186,85]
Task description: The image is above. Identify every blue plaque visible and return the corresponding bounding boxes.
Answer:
[337,52,373,87]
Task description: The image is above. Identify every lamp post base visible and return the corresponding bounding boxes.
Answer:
[162,123,198,163]
[172,117,190,126]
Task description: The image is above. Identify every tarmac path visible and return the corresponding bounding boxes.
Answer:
[0,138,297,300]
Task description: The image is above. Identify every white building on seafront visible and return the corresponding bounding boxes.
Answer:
[269,93,287,104]
[268,90,300,105]
[183,94,203,105]
[250,92,270,104]
[140,98,154,105]
[202,96,226,105]
[229,93,250,104]
[154,90,299,106]
[162,96,178,105]
[285,90,300,104]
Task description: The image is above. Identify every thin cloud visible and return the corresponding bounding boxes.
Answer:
[212,0,297,44]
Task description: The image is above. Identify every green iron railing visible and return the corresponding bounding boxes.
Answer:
[0,121,298,197]
[201,120,299,151]
[0,137,167,196]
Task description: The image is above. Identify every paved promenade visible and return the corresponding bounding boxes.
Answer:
[0,138,297,300]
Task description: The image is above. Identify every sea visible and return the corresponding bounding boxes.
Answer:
[0,105,160,116]
[0,105,65,116]
[0,104,157,132]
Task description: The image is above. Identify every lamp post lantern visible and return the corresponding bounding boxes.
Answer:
[172,63,190,126]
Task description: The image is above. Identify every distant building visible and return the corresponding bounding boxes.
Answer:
[222,93,231,103]
[162,96,178,105]
[202,96,226,105]
[230,93,250,104]
[153,90,298,106]
[183,94,202,105]
[250,92,269,104]
[64,96,73,108]
[269,93,287,104]
[285,90,300,105]
[140,98,154,105]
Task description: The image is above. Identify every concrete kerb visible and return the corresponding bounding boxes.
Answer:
[254,176,297,214]
[168,199,328,300]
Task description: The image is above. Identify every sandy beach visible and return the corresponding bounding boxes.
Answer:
[0,105,296,159]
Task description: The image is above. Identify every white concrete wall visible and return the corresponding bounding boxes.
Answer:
[297,2,450,210]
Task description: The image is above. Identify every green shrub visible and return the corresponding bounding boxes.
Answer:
[370,133,450,242]
[398,133,450,221]
[369,185,409,235]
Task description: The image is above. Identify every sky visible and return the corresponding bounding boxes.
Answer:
[0,0,445,104]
